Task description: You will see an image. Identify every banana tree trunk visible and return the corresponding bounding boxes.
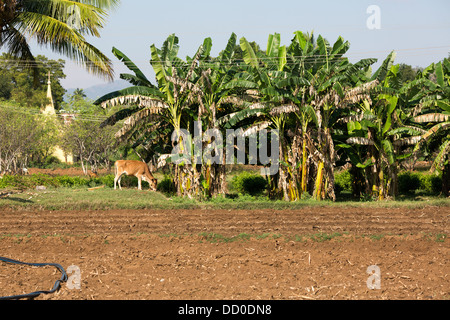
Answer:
[378,166,384,201]
[301,135,308,197]
[278,141,290,201]
[314,160,325,200]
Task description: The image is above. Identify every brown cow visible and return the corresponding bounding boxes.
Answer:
[114,160,157,191]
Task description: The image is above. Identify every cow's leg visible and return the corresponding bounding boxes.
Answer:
[117,172,126,190]
[114,174,119,190]
[137,176,142,190]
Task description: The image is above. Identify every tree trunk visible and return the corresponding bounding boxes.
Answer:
[301,135,308,197]
[314,161,324,200]
[443,162,450,197]
[278,141,289,201]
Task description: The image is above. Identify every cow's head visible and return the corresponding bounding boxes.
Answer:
[149,177,158,191]
[143,175,158,191]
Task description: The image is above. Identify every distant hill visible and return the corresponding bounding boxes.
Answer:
[65,79,130,101]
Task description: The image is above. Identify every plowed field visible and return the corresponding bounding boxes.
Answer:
[0,206,449,300]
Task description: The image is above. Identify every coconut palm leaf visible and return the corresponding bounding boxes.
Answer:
[2,0,119,80]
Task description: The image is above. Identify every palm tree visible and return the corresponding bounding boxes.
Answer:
[0,0,119,80]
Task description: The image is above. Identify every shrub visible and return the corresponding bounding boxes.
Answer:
[231,171,267,196]
[0,173,59,190]
[157,176,176,194]
[418,173,442,194]
[398,171,422,194]
[55,175,89,188]
[398,171,442,195]
[98,175,115,188]
[334,169,353,194]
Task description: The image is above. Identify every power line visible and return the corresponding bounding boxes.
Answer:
[0,104,110,123]
[0,45,448,67]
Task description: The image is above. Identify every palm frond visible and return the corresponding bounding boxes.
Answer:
[343,80,379,104]
[242,121,272,137]
[413,113,450,123]
[115,107,163,140]
[346,137,374,145]
[431,140,450,172]
[99,106,141,128]
[217,103,266,127]
[393,136,422,146]
[269,104,299,116]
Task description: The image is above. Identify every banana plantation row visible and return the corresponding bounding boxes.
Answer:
[94,31,450,200]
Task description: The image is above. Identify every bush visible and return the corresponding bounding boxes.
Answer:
[98,175,115,188]
[157,176,176,194]
[55,175,89,188]
[398,171,421,194]
[231,171,268,196]
[418,173,442,194]
[0,173,111,190]
[0,173,59,190]
[398,171,442,195]
[334,169,353,194]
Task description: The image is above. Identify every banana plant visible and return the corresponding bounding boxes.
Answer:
[288,31,377,201]
[410,58,450,196]
[94,35,196,195]
[166,33,252,197]
[345,93,425,199]
[235,33,303,201]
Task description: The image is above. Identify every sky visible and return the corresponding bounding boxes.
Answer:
[25,0,450,90]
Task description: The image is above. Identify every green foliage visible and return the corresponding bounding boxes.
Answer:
[334,169,353,194]
[0,54,66,109]
[0,106,60,171]
[0,174,59,190]
[0,173,117,190]
[231,172,268,196]
[156,176,176,195]
[398,171,421,194]
[398,171,442,194]
[418,173,442,194]
[55,176,90,188]
[0,0,118,81]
